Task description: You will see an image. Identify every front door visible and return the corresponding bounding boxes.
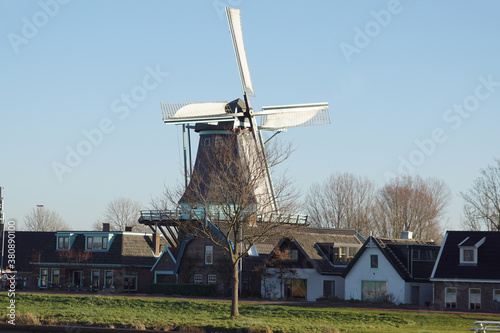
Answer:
[73,271,82,287]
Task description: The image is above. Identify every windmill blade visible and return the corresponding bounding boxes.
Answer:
[255,102,330,130]
[161,101,243,125]
[226,7,255,97]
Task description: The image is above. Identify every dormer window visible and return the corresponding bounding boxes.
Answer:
[56,233,75,250]
[58,236,69,250]
[87,236,109,251]
[458,236,485,265]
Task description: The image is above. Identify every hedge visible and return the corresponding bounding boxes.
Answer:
[149,283,216,297]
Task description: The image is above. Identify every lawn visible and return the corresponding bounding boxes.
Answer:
[4,293,499,332]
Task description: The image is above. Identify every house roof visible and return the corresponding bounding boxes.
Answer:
[342,236,439,281]
[267,227,366,275]
[431,231,500,281]
[1,231,55,272]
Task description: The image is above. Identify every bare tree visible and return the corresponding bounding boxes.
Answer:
[93,198,147,232]
[460,159,500,231]
[166,136,299,317]
[23,205,69,231]
[150,183,174,211]
[374,175,451,240]
[305,172,375,238]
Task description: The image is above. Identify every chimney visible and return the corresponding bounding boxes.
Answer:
[401,231,413,240]
[102,223,110,232]
[153,231,161,256]
[125,226,133,232]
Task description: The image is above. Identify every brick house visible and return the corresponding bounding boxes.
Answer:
[3,227,165,293]
[431,231,500,311]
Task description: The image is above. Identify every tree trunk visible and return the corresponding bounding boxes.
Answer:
[231,261,239,317]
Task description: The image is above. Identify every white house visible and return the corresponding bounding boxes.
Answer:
[343,235,439,306]
[260,228,365,302]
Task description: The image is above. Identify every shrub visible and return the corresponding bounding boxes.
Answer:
[16,312,41,325]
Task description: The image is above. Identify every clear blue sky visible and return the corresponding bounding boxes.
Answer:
[1,1,499,231]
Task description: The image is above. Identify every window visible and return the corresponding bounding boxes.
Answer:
[205,245,213,265]
[285,248,298,261]
[285,279,307,298]
[323,280,335,298]
[52,269,60,285]
[334,247,358,261]
[208,274,217,284]
[91,270,100,290]
[58,236,69,250]
[348,247,358,260]
[40,268,48,288]
[470,288,481,309]
[86,236,108,250]
[194,274,203,284]
[124,272,138,291]
[362,281,387,302]
[445,287,457,308]
[413,249,420,260]
[463,249,475,262]
[459,237,484,265]
[104,270,113,288]
[335,247,347,261]
[370,255,378,268]
[494,290,500,303]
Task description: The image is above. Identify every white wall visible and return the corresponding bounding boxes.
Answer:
[344,246,405,304]
[261,268,345,302]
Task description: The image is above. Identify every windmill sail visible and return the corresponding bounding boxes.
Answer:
[257,102,330,130]
[226,7,255,97]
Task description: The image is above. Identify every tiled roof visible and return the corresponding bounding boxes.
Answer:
[377,237,436,246]
[264,227,365,275]
[432,231,500,281]
[1,231,55,272]
[343,236,439,281]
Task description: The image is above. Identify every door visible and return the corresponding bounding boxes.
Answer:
[411,286,420,305]
[73,271,82,287]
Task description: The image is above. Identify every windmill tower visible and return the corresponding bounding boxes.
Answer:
[162,7,330,220]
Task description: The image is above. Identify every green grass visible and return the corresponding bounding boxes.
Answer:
[4,293,500,332]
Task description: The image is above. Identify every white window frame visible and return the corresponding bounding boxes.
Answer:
[208,274,217,284]
[194,274,203,284]
[445,287,457,308]
[460,247,477,264]
[205,245,213,265]
[469,288,481,310]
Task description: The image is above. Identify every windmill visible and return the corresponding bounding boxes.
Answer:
[161,7,330,219]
